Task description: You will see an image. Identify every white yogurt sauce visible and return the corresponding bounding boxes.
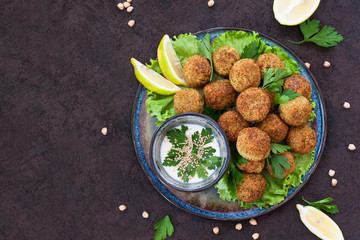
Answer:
[160,123,221,183]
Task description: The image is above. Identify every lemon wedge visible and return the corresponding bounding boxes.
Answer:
[131,58,181,95]
[273,0,320,26]
[157,35,187,86]
[297,204,344,240]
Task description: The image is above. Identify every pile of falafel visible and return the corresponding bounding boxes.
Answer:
[173,46,317,203]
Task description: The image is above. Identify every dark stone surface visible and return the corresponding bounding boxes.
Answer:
[0,0,359,239]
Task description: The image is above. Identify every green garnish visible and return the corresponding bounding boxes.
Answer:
[271,143,292,154]
[232,147,249,166]
[163,125,222,182]
[273,89,301,105]
[267,154,290,179]
[309,98,316,122]
[203,105,225,122]
[145,90,176,127]
[197,33,214,81]
[302,197,339,214]
[262,68,287,92]
[214,162,243,201]
[288,19,344,47]
[154,215,174,240]
[241,40,265,60]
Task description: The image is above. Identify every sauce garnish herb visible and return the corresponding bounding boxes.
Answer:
[161,124,222,183]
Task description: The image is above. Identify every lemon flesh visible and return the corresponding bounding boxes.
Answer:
[297,204,344,240]
[157,35,187,86]
[273,0,320,26]
[131,58,181,95]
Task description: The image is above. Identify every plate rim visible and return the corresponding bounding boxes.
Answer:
[130,27,328,221]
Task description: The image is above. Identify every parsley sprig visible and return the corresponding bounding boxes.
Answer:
[273,89,301,105]
[288,19,344,47]
[302,197,339,214]
[163,125,222,182]
[262,68,287,92]
[154,215,174,240]
[241,39,265,60]
[267,143,292,179]
[203,105,225,122]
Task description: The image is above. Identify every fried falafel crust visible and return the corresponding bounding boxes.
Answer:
[236,127,271,161]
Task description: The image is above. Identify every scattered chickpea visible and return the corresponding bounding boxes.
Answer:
[127,6,134,12]
[331,178,338,186]
[142,211,149,219]
[119,205,127,211]
[117,3,124,10]
[348,144,356,151]
[128,20,135,27]
[123,2,130,8]
[328,169,335,177]
[323,61,331,68]
[305,62,311,69]
[127,0,132,2]
[213,226,219,235]
[101,127,108,136]
[252,233,260,240]
[208,0,215,7]
[249,218,257,226]
[343,102,351,109]
[235,223,243,231]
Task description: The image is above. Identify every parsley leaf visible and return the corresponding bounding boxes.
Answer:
[302,197,339,214]
[262,68,287,92]
[309,98,316,122]
[273,89,301,105]
[288,19,344,47]
[203,105,225,122]
[197,33,214,81]
[232,148,249,166]
[154,215,174,240]
[241,39,265,60]
[268,154,290,179]
[271,143,292,154]
[166,125,188,148]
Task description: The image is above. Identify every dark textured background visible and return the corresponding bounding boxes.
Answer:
[0,0,359,239]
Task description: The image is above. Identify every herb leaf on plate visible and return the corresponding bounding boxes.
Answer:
[262,68,287,92]
[214,162,243,201]
[264,46,300,77]
[271,143,292,154]
[288,19,344,47]
[154,215,174,240]
[267,154,290,179]
[273,89,301,105]
[241,39,265,60]
[302,197,339,214]
[203,105,224,122]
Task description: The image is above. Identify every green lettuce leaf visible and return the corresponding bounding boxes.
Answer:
[309,98,316,122]
[171,33,199,66]
[264,45,300,77]
[211,31,265,56]
[145,90,176,127]
[146,58,163,75]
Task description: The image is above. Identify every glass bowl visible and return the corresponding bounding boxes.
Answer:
[149,113,231,192]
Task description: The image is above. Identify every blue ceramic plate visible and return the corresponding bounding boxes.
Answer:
[131,27,327,220]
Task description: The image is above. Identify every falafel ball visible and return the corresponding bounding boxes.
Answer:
[236,127,271,161]
[256,53,285,78]
[229,58,261,92]
[218,111,250,142]
[237,159,265,174]
[279,96,312,126]
[236,173,266,203]
[213,46,241,76]
[257,113,289,143]
[266,151,296,179]
[236,87,271,122]
[283,75,312,99]
[173,88,204,114]
[203,79,237,110]
[286,125,317,154]
[183,55,211,88]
